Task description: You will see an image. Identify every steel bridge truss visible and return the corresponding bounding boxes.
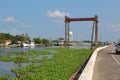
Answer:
[64,15,98,46]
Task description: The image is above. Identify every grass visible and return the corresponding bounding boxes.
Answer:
[0,48,93,80]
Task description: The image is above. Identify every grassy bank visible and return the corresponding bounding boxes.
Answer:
[0,48,93,80]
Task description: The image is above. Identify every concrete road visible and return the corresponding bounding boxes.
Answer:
[92,44,120,80]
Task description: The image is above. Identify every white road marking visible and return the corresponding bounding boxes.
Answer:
[111,48,120,66]
[112,55,120,66]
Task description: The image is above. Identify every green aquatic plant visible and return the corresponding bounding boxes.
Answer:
[0,48,93,80]
[0,74,11,80]
[11,48,92,80]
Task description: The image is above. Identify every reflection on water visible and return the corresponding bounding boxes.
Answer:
[0,61,16,77]
[0,61,30,77]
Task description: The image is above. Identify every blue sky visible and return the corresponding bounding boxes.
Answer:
[0,0,120,42]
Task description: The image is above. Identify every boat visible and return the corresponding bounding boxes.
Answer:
[22,41,35,47]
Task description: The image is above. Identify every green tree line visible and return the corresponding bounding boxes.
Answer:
[33,37,50,46]
[0,33,50,45]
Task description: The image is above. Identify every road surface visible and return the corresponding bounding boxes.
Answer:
[92,44,120,80]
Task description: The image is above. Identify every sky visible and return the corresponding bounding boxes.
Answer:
[0,0,120,42]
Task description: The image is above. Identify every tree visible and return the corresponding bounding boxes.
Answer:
[58,37,64,41]
[33,38,41,44]
[0,39,5,44]
[0,33,14,44]
[42,38,49,45]
[24,33,30,41]
[21,33,30,41]
[15,35,21,41]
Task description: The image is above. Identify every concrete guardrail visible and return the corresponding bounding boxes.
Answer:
[78,46,108,80]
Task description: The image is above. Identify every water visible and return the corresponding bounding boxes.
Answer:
[35,55,53,60]
[0,61,30,77]
[0,46,90,77]
[0,61,16,77]
[0,47,48,77]
[0,47,46,53]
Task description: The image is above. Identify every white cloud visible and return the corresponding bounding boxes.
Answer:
[108,24,120,31]
[0,16,16,22]
[47,10,70,18]
[21,24,32,28]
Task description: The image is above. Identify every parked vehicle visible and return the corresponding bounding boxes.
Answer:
[116,43,120,54]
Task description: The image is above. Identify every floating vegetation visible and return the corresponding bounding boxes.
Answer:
[0,48,93,80]
[0,74,11,80]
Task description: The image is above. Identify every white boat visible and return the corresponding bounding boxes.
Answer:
[22,41,35,47]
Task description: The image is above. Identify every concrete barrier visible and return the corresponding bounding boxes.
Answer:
[78,46,108,80]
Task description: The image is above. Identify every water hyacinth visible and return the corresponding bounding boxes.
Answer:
[0,48,93,80]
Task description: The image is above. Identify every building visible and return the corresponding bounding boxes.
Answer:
[5,40,12,45]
